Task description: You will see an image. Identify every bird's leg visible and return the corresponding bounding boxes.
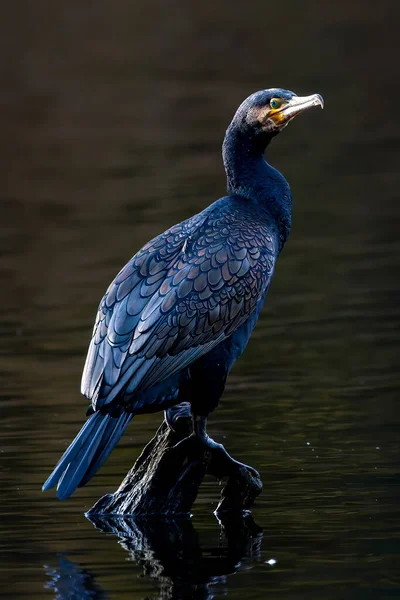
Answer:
[193,415,222,448]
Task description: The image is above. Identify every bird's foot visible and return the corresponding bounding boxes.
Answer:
[172,430,221,452]
[172,431,257,478]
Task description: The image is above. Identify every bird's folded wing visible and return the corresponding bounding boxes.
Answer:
[81,205,277,410]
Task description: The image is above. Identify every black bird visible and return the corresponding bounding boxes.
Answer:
[43,88,323,499]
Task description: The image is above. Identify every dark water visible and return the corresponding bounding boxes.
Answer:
[1,1,399,598]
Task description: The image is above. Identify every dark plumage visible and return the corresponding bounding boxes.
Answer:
[43,88,323,499]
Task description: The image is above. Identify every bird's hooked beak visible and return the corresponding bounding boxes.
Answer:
[271,93,324,127]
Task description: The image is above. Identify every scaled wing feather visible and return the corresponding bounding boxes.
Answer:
[81,199,277,410]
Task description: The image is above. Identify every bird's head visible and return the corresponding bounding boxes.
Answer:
[235,88,324,137]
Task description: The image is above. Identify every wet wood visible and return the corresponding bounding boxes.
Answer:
[87,405,262,517]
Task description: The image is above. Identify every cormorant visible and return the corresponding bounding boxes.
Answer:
[43,88,323,499]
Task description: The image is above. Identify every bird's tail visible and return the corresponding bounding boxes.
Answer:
[42,411,132,500]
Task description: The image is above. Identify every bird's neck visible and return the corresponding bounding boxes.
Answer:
[222,123,292,248]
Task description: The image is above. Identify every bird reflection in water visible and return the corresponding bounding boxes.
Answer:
[44,514,263,599]
[44,555,108,600]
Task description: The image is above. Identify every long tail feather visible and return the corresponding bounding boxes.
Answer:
[78,412,131,488]
[56,415,110,500]
[42,413,102,492]
[42,411,132,499]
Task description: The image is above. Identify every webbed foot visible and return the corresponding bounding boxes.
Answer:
[172,416,258,479]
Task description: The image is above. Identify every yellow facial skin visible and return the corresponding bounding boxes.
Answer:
[268,105,288,126]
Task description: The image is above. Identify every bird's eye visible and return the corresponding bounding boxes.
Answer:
[270,98,282,110]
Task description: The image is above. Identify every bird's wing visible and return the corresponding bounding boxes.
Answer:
[81,201,277,411]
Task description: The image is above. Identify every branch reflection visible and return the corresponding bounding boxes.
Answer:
[88,513,263,599]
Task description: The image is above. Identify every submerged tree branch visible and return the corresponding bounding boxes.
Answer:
[87,405,262,517]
